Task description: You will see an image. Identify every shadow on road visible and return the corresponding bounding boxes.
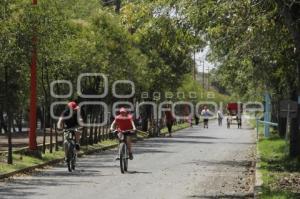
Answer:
[174,135,224,140]
[126,171,152,174]
[188,193,254,198]
[144,139,215,145]
[186,159,253,168]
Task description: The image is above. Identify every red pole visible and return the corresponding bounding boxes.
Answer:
[29,0,38,150]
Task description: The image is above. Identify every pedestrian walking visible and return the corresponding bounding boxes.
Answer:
[217,109,223,126]
[164,108,174,137]
[201,106,211,128]
[188,115,193,128]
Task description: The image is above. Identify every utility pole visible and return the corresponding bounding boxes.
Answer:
[202,61,205,89]
[193,50,196,80]
[207,65,210,90]
[29,0,38,152]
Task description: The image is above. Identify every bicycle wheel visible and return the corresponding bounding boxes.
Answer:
[68,142,77,172]
[67,143,74,172]
[119,143,125,174]
[71,150,76,170]
[124,145,128,172]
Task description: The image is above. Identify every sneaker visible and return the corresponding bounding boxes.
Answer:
[129,153,133,160]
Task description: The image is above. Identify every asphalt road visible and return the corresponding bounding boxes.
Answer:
[0,121,256,199]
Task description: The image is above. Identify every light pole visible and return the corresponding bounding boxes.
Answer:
[29,0,38,151]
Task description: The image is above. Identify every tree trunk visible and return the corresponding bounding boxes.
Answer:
[278,117,287,138]
[42,106,46,154]
[0,111,7,134]
[50,119,53,153]
[55,120,58,151]
[290,91,300,157]
[7,113,12,164]
[94,115,98,143]
[5,64,12,164]
[88,114,94,145]
[276,1,300,158]
[17,109,23,133]
[115,0,121,13]
[80,106,88,146]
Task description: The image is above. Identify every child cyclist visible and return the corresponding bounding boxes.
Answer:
[110,107,136,160]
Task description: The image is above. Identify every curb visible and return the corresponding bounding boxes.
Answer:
[245,119,262,199]
[254,143,263,198]
[253,125,263,199]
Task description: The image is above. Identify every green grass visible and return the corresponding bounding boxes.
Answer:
[252,119,300,199]
[0,150,65,174]
[160,122,190,134]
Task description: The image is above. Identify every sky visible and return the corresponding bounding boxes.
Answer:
[195,46,215,73]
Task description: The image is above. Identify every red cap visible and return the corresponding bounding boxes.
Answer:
[68,101,79,110]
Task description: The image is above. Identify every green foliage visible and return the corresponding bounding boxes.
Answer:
[0,0,203,123]
[177,0,298,101]
[177,74,229,103]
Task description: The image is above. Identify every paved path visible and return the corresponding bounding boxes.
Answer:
[0,121,256,199]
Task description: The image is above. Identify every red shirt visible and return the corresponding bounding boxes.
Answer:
[165,111,174,123]
[115,114,133,132]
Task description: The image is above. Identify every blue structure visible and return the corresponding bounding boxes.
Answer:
[264,92,271,137]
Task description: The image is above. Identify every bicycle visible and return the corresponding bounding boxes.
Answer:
[64,128,78,172]
[114,130,134,174]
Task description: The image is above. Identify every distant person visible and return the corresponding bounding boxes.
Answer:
[164,108,174,137]
[201,106,211,128]
[194,114,200,125]
[188,114,193,128]
[217,109,224,126]
[237,111,242,128]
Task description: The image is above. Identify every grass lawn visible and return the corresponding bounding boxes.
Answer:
[252,120,300,198]
[0,150,65,174]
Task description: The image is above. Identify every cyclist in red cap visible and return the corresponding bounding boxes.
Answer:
[57,101,83,153]
[110,107,136,160]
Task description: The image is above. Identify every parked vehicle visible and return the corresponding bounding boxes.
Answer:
[226,103,243,128]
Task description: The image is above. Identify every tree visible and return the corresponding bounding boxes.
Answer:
[174,0,300,156]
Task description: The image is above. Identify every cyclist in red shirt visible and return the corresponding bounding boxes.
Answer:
[110,107,136,160]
